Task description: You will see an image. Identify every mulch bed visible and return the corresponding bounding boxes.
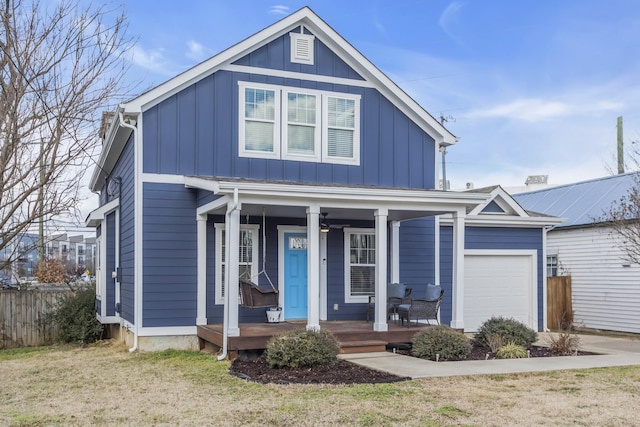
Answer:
[230,357,409,385]
[230,343,596,385]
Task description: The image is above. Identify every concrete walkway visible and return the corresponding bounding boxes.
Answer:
[339,333,640,378]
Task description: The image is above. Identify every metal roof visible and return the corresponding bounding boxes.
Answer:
[512,172,639,228]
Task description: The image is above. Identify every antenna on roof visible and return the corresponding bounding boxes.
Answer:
[438,114,455,191]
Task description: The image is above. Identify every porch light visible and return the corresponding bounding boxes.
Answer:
[320,223,330,233]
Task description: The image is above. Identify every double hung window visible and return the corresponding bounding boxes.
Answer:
[214,224,259,304]
[239,82,360,165]
[344,228,375,303]
[547,254,558,277]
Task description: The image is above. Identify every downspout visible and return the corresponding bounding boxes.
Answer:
[118,112,140,353]
[218,188,239,361]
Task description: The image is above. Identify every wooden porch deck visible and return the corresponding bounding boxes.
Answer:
[197,321,430,359]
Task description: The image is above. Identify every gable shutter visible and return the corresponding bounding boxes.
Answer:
[290,33,315,65]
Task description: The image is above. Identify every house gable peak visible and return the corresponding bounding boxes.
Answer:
[120,7,455,145]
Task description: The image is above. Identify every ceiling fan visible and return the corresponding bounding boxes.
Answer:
[320,212,350,233]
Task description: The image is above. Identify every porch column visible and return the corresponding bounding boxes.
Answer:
[196,214,207,325]
[306,206,320,331]
[374,208,389,332]
[225,203,241,336]
[450,209,466,330]
[390,221,400,283]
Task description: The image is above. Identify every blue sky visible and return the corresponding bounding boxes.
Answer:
[119,0,640,190]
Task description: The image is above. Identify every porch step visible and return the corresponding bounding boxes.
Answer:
[339,339,387,354]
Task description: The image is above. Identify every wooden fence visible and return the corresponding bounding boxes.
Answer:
[547,276,573,330]
[0,289,72,348]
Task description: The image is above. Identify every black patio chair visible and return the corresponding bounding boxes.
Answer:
[366,283,412,322]
[397,289,444,327]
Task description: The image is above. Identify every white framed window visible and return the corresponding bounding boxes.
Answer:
[547,254,558,277]
[239,83,280,159]
[238,81,360,165]
[343,228,375,303]
[323,95,360,165]
[214,223,260,304]
[283,91,321,161]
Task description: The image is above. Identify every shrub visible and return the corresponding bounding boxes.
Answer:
[486,334,506,353]
[46,287,104,344]
[496,343,528,359]
[412,325,471,361]
[547,331,580,355]
[265,329,339,368]
[474,316,537,349]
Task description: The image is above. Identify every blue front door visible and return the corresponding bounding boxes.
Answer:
[284,232,308,319]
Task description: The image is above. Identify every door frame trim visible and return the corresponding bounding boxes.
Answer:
[277,225,327,320]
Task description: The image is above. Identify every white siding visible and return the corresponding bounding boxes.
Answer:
[548,226,640,334]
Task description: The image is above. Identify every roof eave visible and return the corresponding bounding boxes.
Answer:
[88,105,132,192]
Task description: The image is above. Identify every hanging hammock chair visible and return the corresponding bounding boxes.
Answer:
[239,210,279,308]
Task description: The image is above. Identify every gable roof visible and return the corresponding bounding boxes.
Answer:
[124,7,455,143]
[439,185,562,227]
[466,185,529,217]
[512,172,640,228]
[91,7,456,192]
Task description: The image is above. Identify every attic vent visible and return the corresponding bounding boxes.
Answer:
[290,32,315,65]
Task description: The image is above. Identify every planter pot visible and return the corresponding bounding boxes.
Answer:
[266,308,282,323]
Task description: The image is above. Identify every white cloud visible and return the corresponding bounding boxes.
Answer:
[185,39,207,62]
[269,5,289,15]
[438,1,465,45]
[464,97,624,123]
[465,98,569,122]
[373,18,386,36]
[130,44,172,76]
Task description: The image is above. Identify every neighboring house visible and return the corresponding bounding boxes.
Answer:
[513,172,640,334]
[86,7,559,351]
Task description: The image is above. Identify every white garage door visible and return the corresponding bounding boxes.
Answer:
[464,251,537,332]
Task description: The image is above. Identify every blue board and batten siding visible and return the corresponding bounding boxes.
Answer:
[399,218,437,290]
[439,226,545,330]
[95,224,102,315]
[116,136,136,323]
[99,134,136,324]
[142,33,437,190]
[234,32,365,80]
[105,212,116,317]
[142,183,198,327]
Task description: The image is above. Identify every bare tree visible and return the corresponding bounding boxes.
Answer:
[599,173,640,264]
[0,0,133,272]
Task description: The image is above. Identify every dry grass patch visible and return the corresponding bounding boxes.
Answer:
[1,341,639,426]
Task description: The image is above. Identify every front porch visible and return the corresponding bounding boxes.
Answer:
[197,321,431,359]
